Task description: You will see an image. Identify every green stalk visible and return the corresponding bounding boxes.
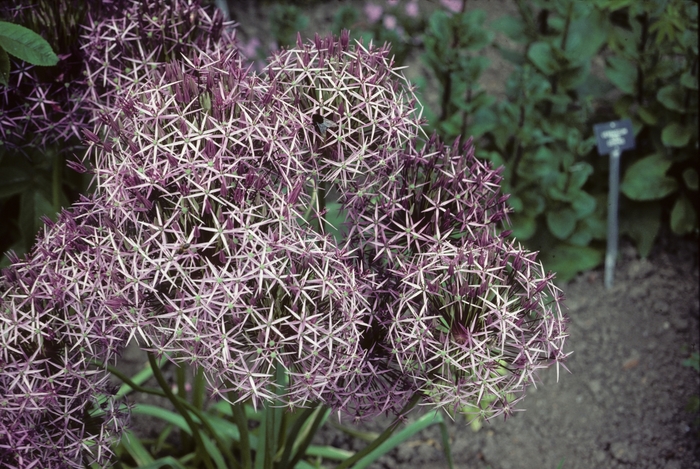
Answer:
[193,365,206,410]
[264,400,276,469]
[101,363,167,398]
[176,364,193,452]
[52,151,62,214]
[278,406,318,467]
[333,393,422,469]
[147,352,215,469]
[285,405,329,469]
[229,392,253,469]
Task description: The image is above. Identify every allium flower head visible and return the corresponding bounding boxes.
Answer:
[0,0,113,152]
[2,22,569,469]
[1,198,130,468]
[81,29,569,421]
[81,0,236,122]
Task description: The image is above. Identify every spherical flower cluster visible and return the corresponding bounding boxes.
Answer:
[0,3,570,465]
[82,30,569,421]
[1,198,130,468]
[0,0,233,153]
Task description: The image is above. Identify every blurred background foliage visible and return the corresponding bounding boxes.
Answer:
[1,0,698,282]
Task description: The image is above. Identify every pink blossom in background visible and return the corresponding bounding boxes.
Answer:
[387,0,399,5]
[364,4,383,22]
[441,0,462,13]
[239,37,261,59]
[383,14,397,30]
[405,0,419,18]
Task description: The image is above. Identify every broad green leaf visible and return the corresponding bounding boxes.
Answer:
[458,10,494,50]
[605,56,637,94]
[577,136,597,156]
[568,213,606,246]
[547,208,577,239]
[567,223,593,247]
[621,153,678,200]
[0,21,58,66]
[428,11,451,43]
[571,191,596,219]
[619,201,661,257]
[680,71,699,90]
[596,0,635,11]
[491,15,526,42]
[507,194,523,212]
[564,13,608,64]
[541,244,603,282]
[637,106,658,125]
[682,168,698,190]
[657,84,686,112]
[670,195,697,235]
[520,191,546,216]
[0,46,9,85]
[661,122,693,147]
[528,41,558,75]
[558,62,589,90]
[569,162,594,190]
[508,213,537,240]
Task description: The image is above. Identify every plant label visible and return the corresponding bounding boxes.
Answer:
[593,119,635,155]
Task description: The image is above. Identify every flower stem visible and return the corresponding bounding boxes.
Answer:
[333,393,422,469]
[147,352,215,469]
[229,392,252,469]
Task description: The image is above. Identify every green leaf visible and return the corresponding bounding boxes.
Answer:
[351,412,446,469]
[508,213,537,240]
[19,187,54,245]
[656,84,686,112]
[546,208,577,239]
[682,168,698,190]
[596,0,635,11]
[0,163,32,198]
[559,62,590,90]
[428,10,451,43]
[133,404,228,469]
[637,106,658,125]
[670,195,697,235]
[0,21,58,66]
[458,10,494,50]
[569,162,594,190]
[619,201,661,257]
[0,46,9,86]
[576,136,597,156]
[137,458,189,469]
[491,15,526,42]
[661,122,693,147]
[680,71,698,90]
[621,154,678,200]
[527,41,558,75]
[605,56,637,94]
[571,191,596,219]
[118,431,156,466]
[541,244,603,282]
[564,13,608,64]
